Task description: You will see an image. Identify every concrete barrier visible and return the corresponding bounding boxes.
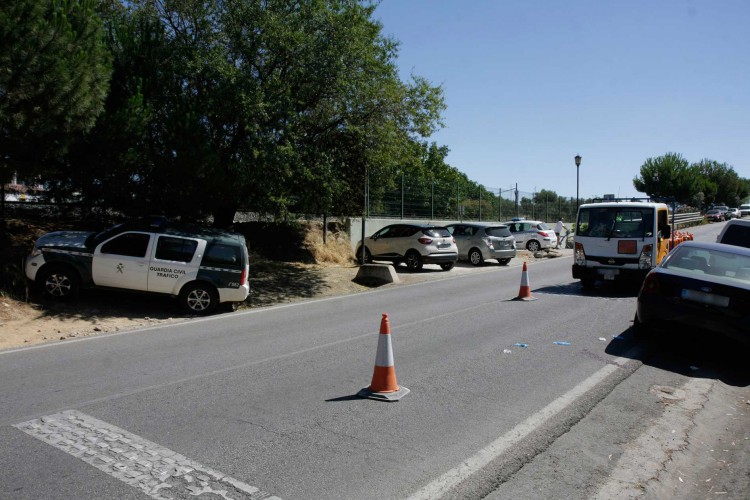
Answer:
[354,264,401,286]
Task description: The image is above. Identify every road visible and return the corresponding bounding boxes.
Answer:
[1,221,748,499]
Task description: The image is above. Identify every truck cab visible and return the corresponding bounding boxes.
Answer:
[572,200,671,288]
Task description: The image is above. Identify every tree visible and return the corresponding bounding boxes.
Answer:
[0,0,111,184]
[65,0,445,227]
[632,153,697,203]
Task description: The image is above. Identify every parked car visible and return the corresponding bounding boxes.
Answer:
[25,217,250,314]
[705,208,725,222]
[502,219,556,252]
[445,223,516,265]
[727,208,740,219]
[716,219,750,248]
[634,241,750,345]
[356,223,458,271]
[739,204,750,217]
[711,205,731,220]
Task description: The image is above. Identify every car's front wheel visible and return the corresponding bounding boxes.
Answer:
[180,282,219,315]
[468,248,484,266]
[39,266,80,300]
[440,262,455,271]
[405,250,423,271]
[526,240,541,252]
[356,246,372,265]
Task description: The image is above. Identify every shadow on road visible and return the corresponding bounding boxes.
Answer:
[606,325,750,387]
[534,281,640,299]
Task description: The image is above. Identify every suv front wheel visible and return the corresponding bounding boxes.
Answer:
[39,265,80,300]
[180,282,219,315]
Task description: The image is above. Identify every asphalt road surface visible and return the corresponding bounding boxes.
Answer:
[1,221,748,499]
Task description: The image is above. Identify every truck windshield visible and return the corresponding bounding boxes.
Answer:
[577,207,654,239]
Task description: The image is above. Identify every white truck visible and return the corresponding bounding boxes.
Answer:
[572,199,672,288]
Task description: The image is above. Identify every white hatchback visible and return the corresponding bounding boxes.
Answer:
[502,219,556,252]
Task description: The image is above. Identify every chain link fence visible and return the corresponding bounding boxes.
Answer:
[367,176,579,223]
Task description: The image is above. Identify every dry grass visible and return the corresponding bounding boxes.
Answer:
[303,222,356,265]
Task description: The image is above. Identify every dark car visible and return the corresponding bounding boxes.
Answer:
[634,241,750,345]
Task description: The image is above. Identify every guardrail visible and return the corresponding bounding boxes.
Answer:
[672,212,704,228]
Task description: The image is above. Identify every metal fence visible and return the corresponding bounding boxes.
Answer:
[367,176,579,223]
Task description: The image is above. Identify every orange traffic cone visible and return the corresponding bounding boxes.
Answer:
[358,314,410,402]
[513,261,537,301]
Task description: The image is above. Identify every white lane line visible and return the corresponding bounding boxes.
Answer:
[408,346,642,500]
[14,410,281,499]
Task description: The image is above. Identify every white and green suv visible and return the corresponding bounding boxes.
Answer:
[25,217,249,314]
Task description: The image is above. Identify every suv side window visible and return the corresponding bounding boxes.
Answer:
[155,236,198,262]
[202,243,241,267]
[101,233,150,257]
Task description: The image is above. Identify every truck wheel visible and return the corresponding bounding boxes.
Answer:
[39,266,80,300]
[180,282,219,315]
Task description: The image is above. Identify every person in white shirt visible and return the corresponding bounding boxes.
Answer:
[554,218,567,249]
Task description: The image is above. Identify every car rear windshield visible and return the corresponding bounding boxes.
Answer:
[719,225,750,249]
[485,226,512,237]
[423,227,452,238]
[665,246,750,282]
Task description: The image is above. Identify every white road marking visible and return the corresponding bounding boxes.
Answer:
[14,410,281,499]
[407,346,642,500]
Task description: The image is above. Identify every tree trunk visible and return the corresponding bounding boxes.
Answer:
[212,205,238,229]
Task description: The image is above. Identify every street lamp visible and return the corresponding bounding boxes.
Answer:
[574,155,582,209]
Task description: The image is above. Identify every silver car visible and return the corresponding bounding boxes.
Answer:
[445,223,516,265]
[502,219,556,252]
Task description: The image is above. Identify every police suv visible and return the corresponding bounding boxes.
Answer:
[25,217,250,314]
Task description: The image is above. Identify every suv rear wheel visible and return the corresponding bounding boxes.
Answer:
[180,282,219,315]
[405,250,423,271]
[440,262,455,271]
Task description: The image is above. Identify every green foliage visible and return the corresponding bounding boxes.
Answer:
[0,0,111,183]
[633,153,749,208]
[51,0,445,227]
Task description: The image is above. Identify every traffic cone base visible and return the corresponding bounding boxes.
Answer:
[359,313,410,402]
[512,261,538,301]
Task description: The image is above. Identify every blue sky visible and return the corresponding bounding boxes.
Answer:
[374,0,749,200]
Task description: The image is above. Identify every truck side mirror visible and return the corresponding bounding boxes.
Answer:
[662,225,671,238]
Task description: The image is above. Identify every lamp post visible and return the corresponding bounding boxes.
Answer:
[574,154,582,210]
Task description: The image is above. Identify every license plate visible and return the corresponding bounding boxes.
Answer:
[598,269,619,280]
[437,242,451,249]
[681,289,729,307]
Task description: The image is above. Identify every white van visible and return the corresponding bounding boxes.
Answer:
[572,200,671,288]
[739,204,750,217]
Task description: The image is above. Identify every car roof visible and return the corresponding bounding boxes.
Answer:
[674,240,750,256]
[446,222,509,228]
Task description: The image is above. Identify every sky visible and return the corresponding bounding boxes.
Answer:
[373,0,750,200]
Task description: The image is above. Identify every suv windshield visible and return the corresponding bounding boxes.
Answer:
[577,207,654,239]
